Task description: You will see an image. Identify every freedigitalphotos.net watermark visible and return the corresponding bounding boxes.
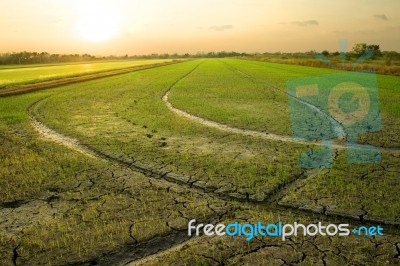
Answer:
[286,40,382,168]
[188,219,384,241]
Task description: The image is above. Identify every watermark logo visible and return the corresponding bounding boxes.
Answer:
[286,40,381,168]
[188,219,384,241]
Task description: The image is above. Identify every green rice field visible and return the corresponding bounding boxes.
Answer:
[0,58,399,265]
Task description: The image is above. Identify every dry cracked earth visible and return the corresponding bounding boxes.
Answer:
[9,103,397,266]
[4,127,400,266]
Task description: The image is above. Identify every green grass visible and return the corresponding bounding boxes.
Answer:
[0,59,175,87]
[170,59,400,147]
[0,91,98,201]
[169,59,292,135]
[279,148,400,222]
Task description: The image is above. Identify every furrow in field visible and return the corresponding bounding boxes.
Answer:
[30,114,100,160]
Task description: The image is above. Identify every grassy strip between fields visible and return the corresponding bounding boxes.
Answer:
[0,59,186,97]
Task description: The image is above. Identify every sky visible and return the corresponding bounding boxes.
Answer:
[0,0,399,55]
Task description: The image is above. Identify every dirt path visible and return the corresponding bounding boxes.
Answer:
[29,114,101,160]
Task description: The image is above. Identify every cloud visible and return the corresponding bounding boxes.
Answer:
[292,20,319,27]
[209,25,233,31]
[373,14,388,21]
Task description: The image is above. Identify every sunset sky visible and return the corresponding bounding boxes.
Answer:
[0,0,399,55]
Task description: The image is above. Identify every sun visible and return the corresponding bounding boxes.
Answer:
[76,2,120,42]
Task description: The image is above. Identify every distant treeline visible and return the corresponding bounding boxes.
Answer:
[0,52,99,65]
[0,51,249,65]
[1,45,399,65]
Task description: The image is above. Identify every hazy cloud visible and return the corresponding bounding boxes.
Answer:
[373,14,388,21]
[292,20,319,27]
[210,25,233,31]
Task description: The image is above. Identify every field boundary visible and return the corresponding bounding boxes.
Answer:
[0,60,187,97]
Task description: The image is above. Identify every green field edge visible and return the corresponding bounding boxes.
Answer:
[237,57,400,77]
[0,59,190,96]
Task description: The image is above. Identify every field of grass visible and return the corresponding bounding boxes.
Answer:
[32,60,307,199]
[0,59,175,88]
[169,59,338,136]
[0,58,399,265]
[169,59,400,147]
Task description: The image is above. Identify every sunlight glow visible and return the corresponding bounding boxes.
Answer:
[76,1,120,42]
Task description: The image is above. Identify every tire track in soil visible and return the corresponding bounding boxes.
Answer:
[222,60,347,137]
[28,104,240,203]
